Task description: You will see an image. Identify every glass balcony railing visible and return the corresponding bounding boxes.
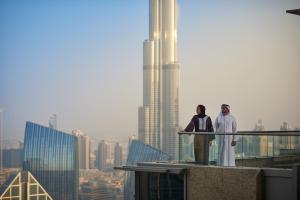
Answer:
[178,131,300,168]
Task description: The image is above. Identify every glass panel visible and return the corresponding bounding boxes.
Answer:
[38,186,45,194]
[12,177,20,185]
[179,134,194,162]
[39,195,47,200]
[3,189,11,197]
[30,185,38,195]
[11,186,19,197]
[30,196,37,200]
[29,176,36,184]
[148,173,184,200]
[179,132,300,168]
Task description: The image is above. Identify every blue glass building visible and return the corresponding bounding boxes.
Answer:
[23,122,79,200]
[124,140,171,200]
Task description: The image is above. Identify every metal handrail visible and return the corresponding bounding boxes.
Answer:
[178,131,300,136]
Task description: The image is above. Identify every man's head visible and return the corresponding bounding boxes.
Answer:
[221,104,230,115]
[196,105,206,115]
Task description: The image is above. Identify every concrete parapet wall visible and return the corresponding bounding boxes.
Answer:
[187,166,262,200]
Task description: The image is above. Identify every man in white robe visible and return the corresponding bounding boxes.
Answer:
[215,104,237,167]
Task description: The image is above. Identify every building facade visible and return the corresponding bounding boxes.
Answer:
[96,140,108,170]
[48,114,57,129]
[124,162,300,200]
[280,122,294,150]
[114,143,123,167]
[23,122,79,200]
[72,130,91,170]
[138,0,180,159]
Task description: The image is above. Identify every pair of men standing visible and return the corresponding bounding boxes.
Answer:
[184,104,237,167]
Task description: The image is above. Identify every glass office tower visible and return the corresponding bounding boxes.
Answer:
[23,122,79,200]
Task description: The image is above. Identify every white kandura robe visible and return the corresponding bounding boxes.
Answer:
[215,113,237,167]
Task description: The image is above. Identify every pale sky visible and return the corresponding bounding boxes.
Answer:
[1,0,300,144]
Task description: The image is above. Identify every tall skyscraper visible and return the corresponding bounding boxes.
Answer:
[280,122,294,150]
[138,0,180,159]
[0,110,3,170]
[114,142,123,167]
[254,120,270,156]
[96,140,108,170]
[72,129,91,170]
[105,141,115,168]
[23,122,79,200]
[49,114,57,129]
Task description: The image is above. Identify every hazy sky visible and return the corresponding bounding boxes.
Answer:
[1,0,300,144]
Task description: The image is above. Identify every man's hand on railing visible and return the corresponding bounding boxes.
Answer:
[179,128,192,136]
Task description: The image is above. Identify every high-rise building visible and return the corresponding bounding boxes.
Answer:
[280,122,294,150]
[49,114,57,129]
[138,107,148,143]
[23,122,79,200]
[295,127,300,150]
[96,140,108,170]
[254,120,270,156]
[114,143,123,167]
[72,130,91,170]
[235,120,266,158]
[106,142,115,169]
[90,150,97,169]
[138,0,180,159]
[0,171,53,200]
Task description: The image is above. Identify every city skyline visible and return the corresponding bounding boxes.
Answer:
[1,0,300,143]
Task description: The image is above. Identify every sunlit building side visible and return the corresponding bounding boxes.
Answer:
[114,143,123,167]
[72,130,91,170]
[23,122,79,200]
[138,0,180,159]
[96,140,108,170]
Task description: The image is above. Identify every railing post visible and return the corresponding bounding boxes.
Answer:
[178,133,182,161]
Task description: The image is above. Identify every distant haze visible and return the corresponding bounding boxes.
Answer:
[1,0,299,143]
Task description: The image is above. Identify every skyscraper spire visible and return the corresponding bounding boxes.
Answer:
[139,0,180,159]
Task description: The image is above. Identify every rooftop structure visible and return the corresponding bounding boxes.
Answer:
[286,9,300,15]
[117,131,300,200]
[0,171,53,200]
[123,140,171,200]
